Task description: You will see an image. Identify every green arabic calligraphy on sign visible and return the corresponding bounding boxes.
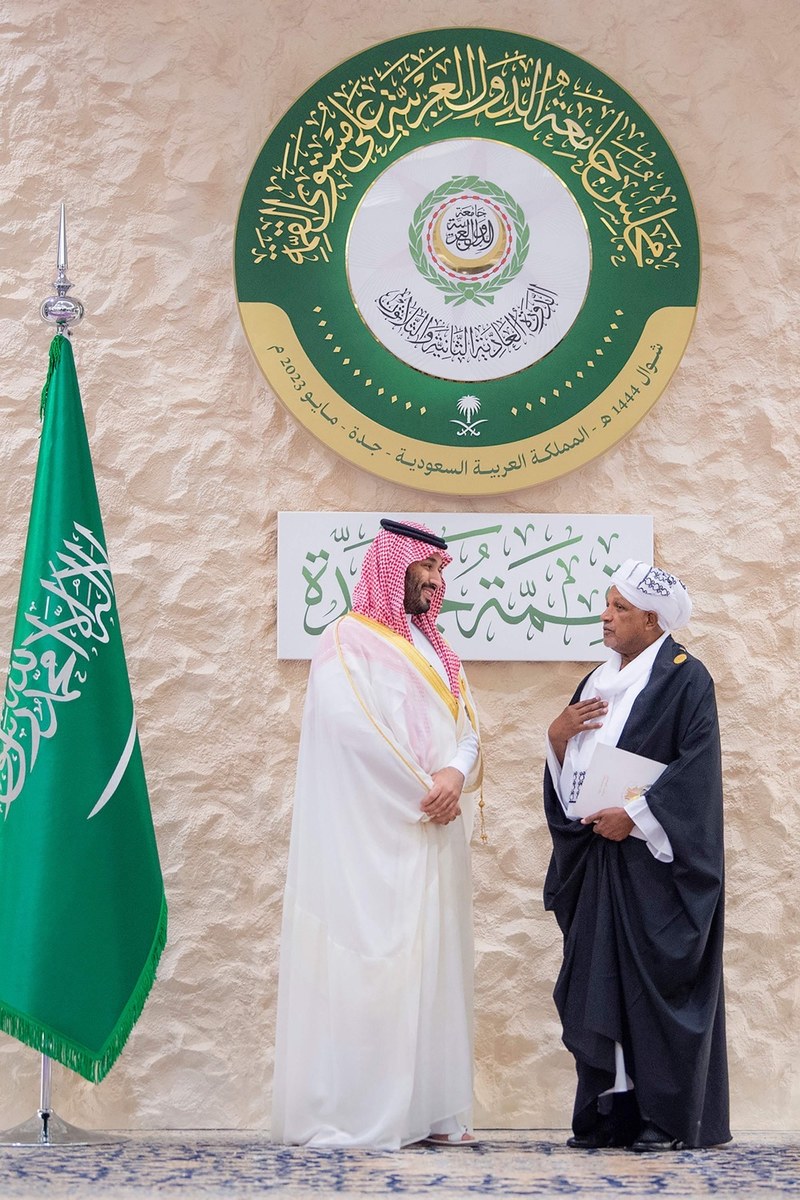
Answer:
[235,30,699,494]
[278,512,653,662]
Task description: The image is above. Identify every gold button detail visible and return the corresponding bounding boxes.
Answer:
[673,653,687,664]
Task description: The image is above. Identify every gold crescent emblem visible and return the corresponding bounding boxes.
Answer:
[431,199,509,276]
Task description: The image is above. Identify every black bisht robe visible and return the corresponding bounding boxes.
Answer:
[543,636,730,1148]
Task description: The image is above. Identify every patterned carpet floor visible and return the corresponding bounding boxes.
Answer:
[0,1130,797,1198]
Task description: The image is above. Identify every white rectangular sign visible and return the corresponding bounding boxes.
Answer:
[277,512,653,662]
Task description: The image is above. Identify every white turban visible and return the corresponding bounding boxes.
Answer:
[610,559,692,634]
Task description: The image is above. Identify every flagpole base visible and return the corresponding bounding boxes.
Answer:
[0,1109,122,1146]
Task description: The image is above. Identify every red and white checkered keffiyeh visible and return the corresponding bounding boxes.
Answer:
[351,522,462,697]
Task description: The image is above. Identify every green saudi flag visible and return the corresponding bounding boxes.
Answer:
[0,334,167,1082]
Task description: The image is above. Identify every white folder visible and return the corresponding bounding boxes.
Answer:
[571,741,667,819]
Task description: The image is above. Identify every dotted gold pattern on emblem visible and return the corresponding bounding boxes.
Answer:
[312,303,628,424]
[516,311,624,416]
[313,305,428,415]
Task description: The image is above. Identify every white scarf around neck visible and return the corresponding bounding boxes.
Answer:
[561,633,668,794]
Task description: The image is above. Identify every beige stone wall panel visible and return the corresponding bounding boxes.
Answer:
[0,0,797,1131]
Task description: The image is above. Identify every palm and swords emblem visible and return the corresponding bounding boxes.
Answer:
[451,395,487,437]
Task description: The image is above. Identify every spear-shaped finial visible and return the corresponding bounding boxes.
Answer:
[40,203,84,334]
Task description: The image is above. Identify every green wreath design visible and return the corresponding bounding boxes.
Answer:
[409,176,530,307]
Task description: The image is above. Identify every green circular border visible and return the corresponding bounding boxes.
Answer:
[235,28,699,494]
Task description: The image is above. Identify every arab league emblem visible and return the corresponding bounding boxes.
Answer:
[409,177,529,307]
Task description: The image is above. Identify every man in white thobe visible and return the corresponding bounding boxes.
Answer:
[272,519,483,1148]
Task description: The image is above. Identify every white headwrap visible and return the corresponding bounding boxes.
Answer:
[611,559,692,634]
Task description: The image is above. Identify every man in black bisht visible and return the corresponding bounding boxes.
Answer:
[543,560,730,1152]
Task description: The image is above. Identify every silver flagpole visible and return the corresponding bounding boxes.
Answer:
[40,201,84,333]
[0,1053,115,1145]
[0,207,117,1147]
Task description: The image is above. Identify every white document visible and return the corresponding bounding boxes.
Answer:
[571,742,667,819]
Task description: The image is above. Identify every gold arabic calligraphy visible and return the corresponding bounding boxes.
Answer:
[251,43,681,271]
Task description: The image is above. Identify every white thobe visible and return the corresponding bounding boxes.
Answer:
[409,624,479,781]
[271,613,482,1147]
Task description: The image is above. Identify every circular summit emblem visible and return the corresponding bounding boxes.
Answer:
[235,29,699,494]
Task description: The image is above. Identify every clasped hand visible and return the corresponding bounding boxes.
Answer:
[421,766,464,825]
[581,807,635,840]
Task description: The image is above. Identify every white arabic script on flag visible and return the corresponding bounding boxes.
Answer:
[0,523,114,815]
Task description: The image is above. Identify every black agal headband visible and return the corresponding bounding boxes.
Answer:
[379,518,448,550]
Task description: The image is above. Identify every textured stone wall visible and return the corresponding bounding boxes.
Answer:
[0,0,797,1132]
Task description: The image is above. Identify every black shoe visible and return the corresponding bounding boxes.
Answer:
[566,1114,619,1149]
[566,1130,614,1149]
[628,1121,682,1152]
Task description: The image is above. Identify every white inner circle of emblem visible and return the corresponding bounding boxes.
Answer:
[346,138,592,383]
